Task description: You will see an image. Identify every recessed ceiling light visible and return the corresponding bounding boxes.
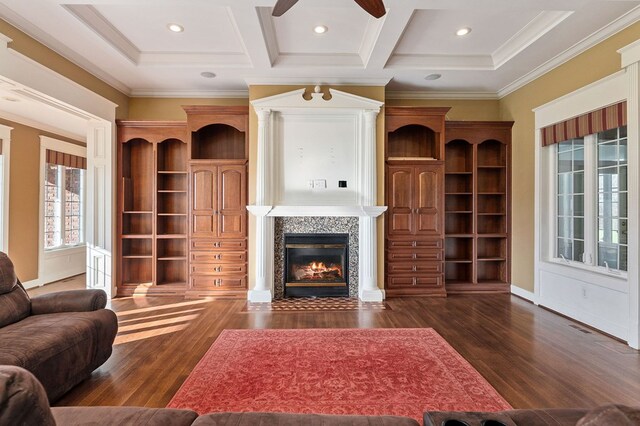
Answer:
[456,27,471,36]
[167,23,184,33]
[313,25,328,34]
[200,71,216,79]
[425,74,442,81]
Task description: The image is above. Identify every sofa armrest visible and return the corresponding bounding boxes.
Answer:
[30,289,107,314]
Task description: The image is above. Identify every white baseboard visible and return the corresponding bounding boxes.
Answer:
[511,284,538,304]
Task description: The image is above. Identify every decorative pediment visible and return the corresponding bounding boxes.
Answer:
[251,88,383,112]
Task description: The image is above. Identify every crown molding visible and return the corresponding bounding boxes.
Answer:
[0,7,132,96]
[497,4,640,99]
[492,11,573,69]
[385,91,499,100]
[129,89,249,98]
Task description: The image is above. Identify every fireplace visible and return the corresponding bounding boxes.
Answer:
[284,233,349,297]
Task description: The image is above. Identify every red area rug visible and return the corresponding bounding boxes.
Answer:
[168,328,511,421]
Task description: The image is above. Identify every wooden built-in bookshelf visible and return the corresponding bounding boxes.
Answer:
[117,122,188,295]
[384,107,450,297]
[444,121,513,293]
[117,109,248,297]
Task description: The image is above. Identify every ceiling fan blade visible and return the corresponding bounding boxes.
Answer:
[353,0,386,18]
[272,0,299,17]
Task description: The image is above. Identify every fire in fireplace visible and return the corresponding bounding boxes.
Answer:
[284,233,349,297]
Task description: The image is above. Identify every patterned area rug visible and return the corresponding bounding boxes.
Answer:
[242,297,388,312]
[168,329,511,421]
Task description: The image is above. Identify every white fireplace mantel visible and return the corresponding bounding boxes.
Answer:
[247,88,386,302]
[247,205,387,218]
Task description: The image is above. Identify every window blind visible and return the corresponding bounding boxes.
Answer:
[541,101,627,147]
[46,149,86,169]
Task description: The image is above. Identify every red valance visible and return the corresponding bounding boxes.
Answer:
[46,149,86,169]
[541,101,627,147]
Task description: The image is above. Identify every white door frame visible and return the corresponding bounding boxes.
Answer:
[0,33,117,297]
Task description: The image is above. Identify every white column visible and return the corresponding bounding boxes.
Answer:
[255,109,271,205]
[620,40,640,348]
[248,108,274,302]
[361,110,378,206]
[359,215,384,301]
[85,120,113,298]
[626,62,640,348]
[358,109,384,301]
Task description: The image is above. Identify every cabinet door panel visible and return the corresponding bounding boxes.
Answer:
[415,166,443,236]
[387,167,414,236]
[190,165,217,237]
[218,166,247,238]
[192,214,215,237]
[192,167,216,211]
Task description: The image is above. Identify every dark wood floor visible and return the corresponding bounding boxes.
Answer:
[55,293,640,410]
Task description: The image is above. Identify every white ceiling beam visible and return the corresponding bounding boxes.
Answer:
[361,6,415,70]
[228,4,275,69]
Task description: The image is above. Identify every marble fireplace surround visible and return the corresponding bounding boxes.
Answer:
[247,88,386,302]
[274,217,359,299]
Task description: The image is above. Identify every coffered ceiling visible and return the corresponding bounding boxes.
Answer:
[0,0,639,98]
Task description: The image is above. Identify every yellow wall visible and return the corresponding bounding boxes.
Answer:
[385,98,501,121]
[0,118,84,281]
[128,97,249,120]
[0,19,129,119]
[500,21,640,292]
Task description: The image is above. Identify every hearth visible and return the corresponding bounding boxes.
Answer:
[284,233,349,297]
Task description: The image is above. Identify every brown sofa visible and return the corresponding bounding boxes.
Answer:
[423,406,640,426]
[0,252,117,402]
[0,365,418,425]
[1,364,638,426]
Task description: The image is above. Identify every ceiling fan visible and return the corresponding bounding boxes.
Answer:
[272,0,386,18]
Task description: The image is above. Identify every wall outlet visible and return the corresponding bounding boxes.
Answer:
[307,180,314,189]
[313,179,327,189]
[338,180,347,188]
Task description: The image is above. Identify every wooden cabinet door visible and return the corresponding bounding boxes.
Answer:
[218,165,246,239]
[387,166,414,236]
[414,165,443,236]
[190,164,217,238]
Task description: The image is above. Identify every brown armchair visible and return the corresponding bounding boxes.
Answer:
[0,252,117,402]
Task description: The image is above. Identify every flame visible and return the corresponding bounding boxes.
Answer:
[311,262,326,271]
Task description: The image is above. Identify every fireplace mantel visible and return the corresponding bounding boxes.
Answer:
[247,205,387,218]
[248,87,386,303]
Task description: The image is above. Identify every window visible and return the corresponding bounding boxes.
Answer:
[43,149,86,250]
[597,126,627,271]
[554,126,627,272]
[556,137,584,262]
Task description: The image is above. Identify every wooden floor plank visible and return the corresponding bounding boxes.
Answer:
[44,288,640,410]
